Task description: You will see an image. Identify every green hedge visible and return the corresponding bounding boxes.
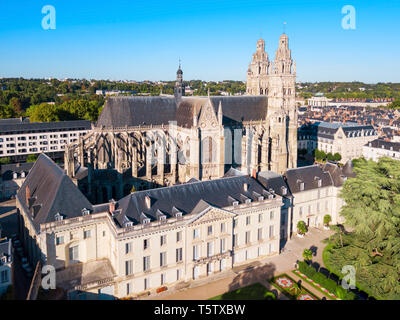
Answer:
[297,261,356,300]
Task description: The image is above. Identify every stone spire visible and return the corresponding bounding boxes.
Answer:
[246,37,270,95]
[174,60,185,100]
[273,33,293,74]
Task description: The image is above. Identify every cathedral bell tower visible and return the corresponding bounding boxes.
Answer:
[174,61,185,101]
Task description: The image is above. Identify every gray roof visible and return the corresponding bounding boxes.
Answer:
[112,175,276,227]
[17,154,93,231]
[257,171,292,197]
[285,165,333,193]
[96,96,177,128]
[96,95,269,129]
[0,120,91,135]
[1,162,34,180]
[366,139,400,152]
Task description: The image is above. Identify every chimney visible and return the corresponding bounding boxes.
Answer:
[25,185,31,207]
[252,169,257,179]
[145,195,151,209]
[109,199,116,213]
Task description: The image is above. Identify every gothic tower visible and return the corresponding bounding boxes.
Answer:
[246,38,270,95]
[268,33,297,172]
[174,62,185,100]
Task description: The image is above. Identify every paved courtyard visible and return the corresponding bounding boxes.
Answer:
[145,228,334,300]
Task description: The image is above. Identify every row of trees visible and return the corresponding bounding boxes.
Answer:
[314,149,342,162]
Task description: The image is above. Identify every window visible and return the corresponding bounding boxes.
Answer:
[177,269,181,281]
[220,238,226,253]
[193,245,199,260]
[270,211,274,220]
[143,256,150,271]
[143,239,149,250]
[176,248,183,262]
[56,236,64,245]
[176,231,182,242]
[299,206,303,217]
[220,222,226,233]
[103,231,106,237]
[207,225,213,236]
[233,220,238,228]
[126,283,132,295]
[125,242,132,254]
[83,230,91,239]
[160,252,167,267]
[269,225,274,239]
[1,270,9,283]
[69,245,79,262]
[161,273,166,285]
[245,231,251,244]
[160,235,167,246]
[258,228,263,241]
[246,216,251,225]
[317,202,320,212]
[258,213,262,223]
[125,260,133,275]
[193,228,200,239]
[207,242,213,257]
[144,278,149,290]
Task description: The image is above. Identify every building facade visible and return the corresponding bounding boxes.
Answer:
[17,154,283,299]
[0,118,91,162]
[363,139,400,162]
[0,239,12,296]
[298,122,377,163]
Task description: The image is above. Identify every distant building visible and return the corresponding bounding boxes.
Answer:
[0,239,12,296]
[0,118,91,162]
[298,121,378,163]
[308,96,329,107]
[0,162,34,200]
[363,139,400,162]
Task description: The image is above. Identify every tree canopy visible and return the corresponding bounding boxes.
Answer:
[327,157,400,299]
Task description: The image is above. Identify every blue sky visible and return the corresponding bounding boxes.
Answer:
[0,0,399,82]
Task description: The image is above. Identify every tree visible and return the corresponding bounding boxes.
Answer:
[303,249,313,262]
[329,157,400,299]
[297,221,307,235]
[327,152,334,161]
[26,154,38,163]
[323,214,332,227]
[333,153,342,162]
[0,157,11,165]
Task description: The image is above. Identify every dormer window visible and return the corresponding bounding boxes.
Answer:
[54,212,63,221]
[143,218,150,225]
[125,221,134,227]
[268,194,274,199]
[232,201,239,206]
[243,183,249,192]
[159,215,167,222]
[81,208,90,216]
[300,182,305,191]
[281,187,287,195]
[175,212,182,218]
[245,199,251,204]
[258,196,264,201]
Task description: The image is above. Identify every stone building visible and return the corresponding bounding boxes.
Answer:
[64,34,298,204]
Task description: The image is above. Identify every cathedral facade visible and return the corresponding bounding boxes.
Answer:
[64,34,297,203]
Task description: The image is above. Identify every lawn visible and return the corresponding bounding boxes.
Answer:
[209,283,276,300]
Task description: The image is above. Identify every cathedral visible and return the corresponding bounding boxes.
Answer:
[64,34,298,204]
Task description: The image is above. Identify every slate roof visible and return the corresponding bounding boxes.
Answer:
[1,162,34,180]
[256,171,292,198]
[285,165,333,193]
[0,120,91,135]
[96,96,177,128]
[366,139,400,152]
[17,154,93,232]
[112,175,277,227]
[96,95,269,129]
